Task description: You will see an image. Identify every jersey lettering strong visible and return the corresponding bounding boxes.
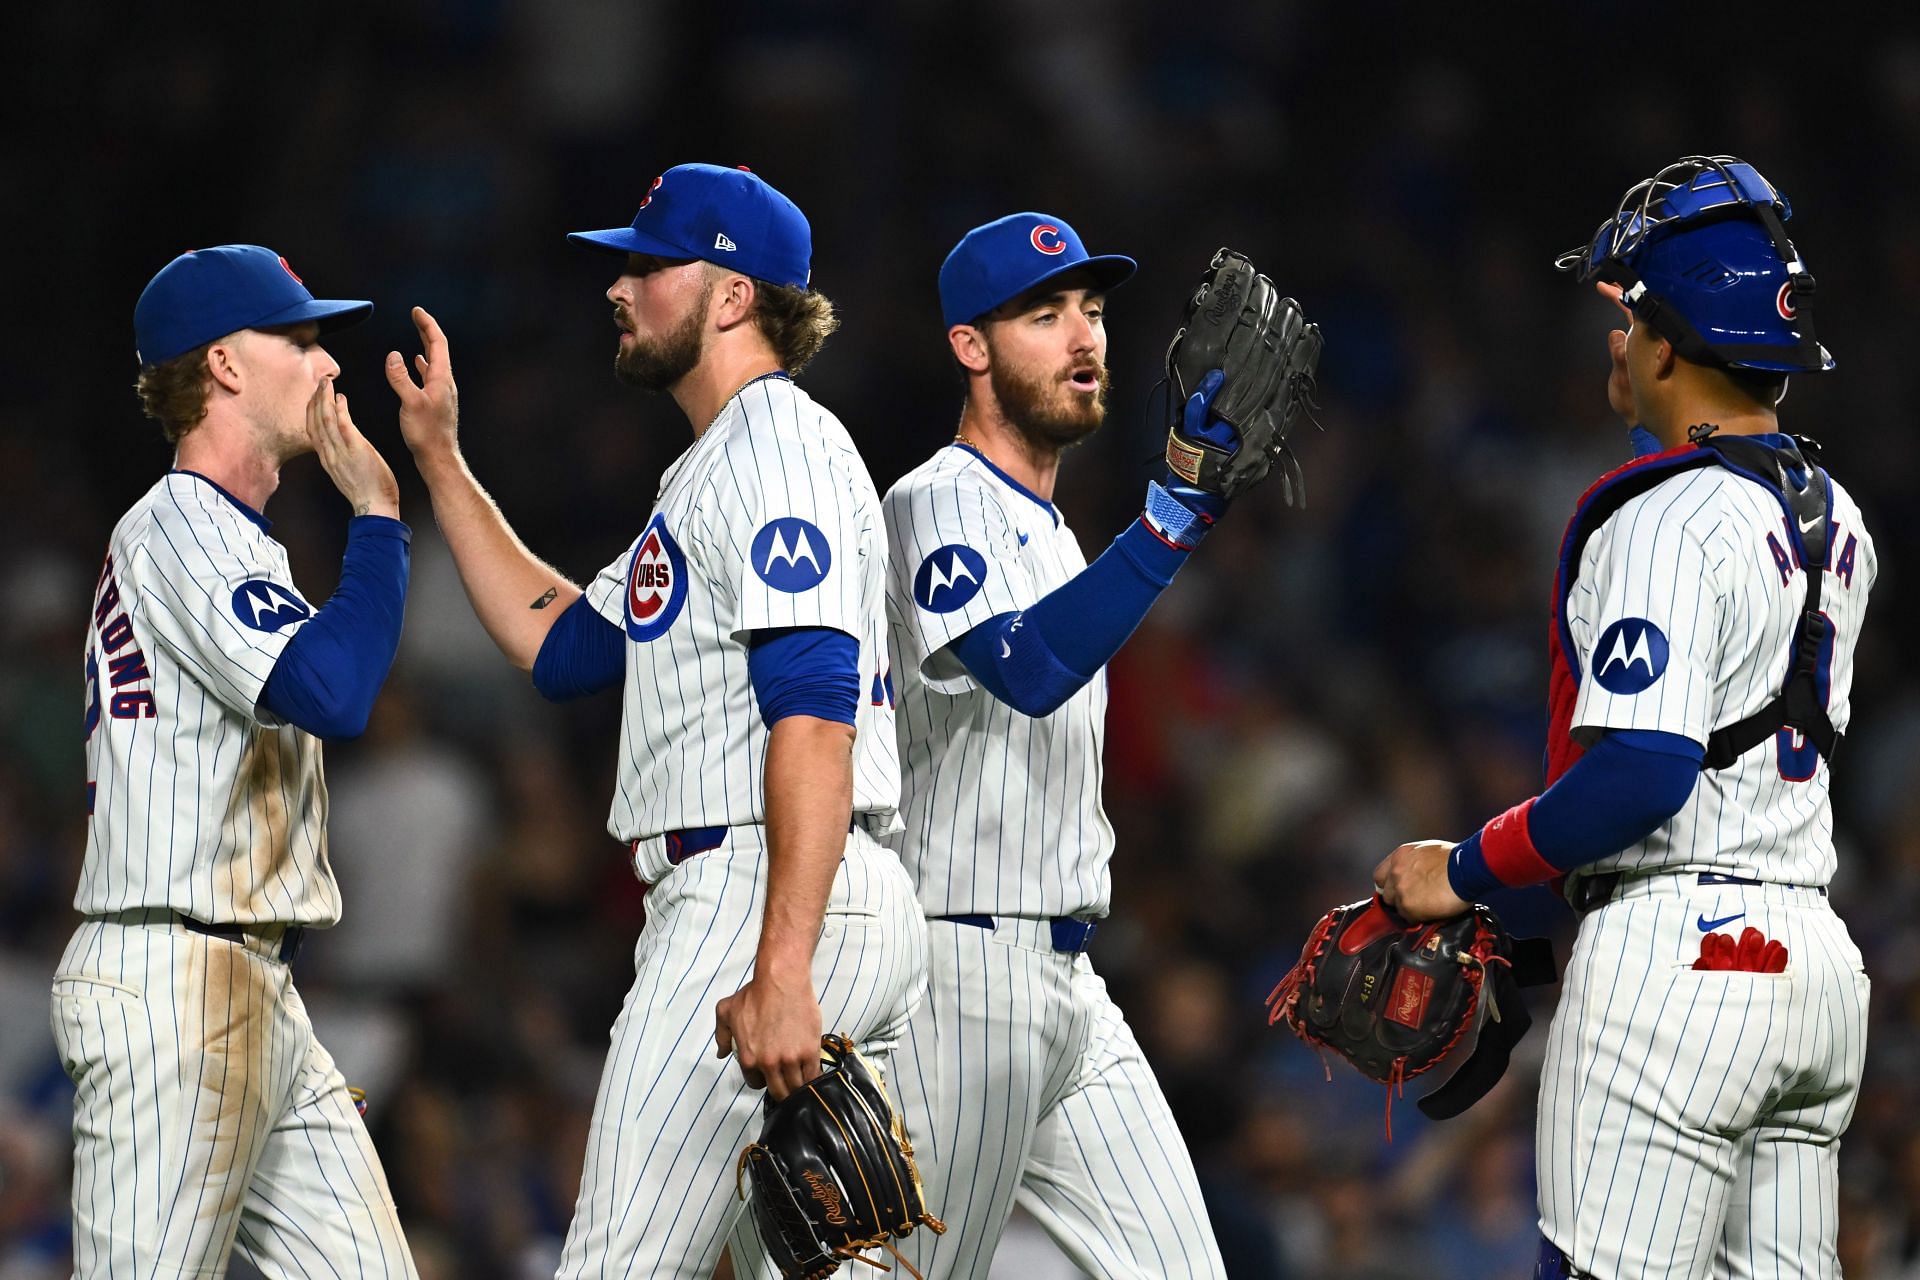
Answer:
[582,375,899,882]
[883,444,1113,919]
[1565,461,1875,886]
[79,471,335,925]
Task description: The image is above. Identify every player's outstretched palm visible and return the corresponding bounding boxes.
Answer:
[386,306,461,464]
[306,377,399,519]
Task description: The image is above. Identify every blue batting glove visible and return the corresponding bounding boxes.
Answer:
[1183,370,1239,453]
[1145,371,1238,548]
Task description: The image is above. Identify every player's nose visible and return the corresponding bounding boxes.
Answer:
[315,348,341,379]
[1065,310,1097,352]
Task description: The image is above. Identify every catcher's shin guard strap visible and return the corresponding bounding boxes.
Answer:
[1415,935,1557,1121]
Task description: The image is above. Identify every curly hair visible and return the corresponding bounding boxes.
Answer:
[748,280,839,375]
[134,344,215,444]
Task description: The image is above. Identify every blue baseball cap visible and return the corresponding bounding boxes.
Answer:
[134,245,372,366]
[938,213,1136,329]
[568,163,813,290]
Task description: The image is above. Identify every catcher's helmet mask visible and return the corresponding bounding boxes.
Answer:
[1555,154,1833,376]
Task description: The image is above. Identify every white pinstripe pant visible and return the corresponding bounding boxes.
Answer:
[1539,877,1870,1279]
[557,827,927,1279]
[888,918,1225,1280]
[51,915,415,1279]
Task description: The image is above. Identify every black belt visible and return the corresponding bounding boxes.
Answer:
[1570,871,1826,916]
[933,914,1098,954]
[179,913,306,963]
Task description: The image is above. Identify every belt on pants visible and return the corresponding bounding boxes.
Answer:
[932,914,1099,954]
[1569,870,1828,917]
[656,813,890,867]
[92,909,307,964]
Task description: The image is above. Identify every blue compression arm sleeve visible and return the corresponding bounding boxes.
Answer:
[950,518,1189,717]
[748,627,860,727]
[531,596,626,701]
[1448,729,1704,898]
[259,516,410,741]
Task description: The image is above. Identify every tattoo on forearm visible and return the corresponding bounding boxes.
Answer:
[353,501,371,517]
[530,587,558,610]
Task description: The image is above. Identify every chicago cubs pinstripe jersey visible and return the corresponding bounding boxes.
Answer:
[881,443,1113,919]
[78,470,336,925]
[580,374,900,880]
[1565,463,1875,886]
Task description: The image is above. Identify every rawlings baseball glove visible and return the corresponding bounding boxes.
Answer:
[1163,248,1324,505]
[736,1034,945,1280]
[1266,897,1554,1137]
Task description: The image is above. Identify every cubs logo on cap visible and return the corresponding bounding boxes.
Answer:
[626,513,689,641]
[134,245,372,367]
[938,213,1136,329]
[568,163,813,290]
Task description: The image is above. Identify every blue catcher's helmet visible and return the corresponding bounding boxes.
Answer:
[1556,155,1833,374]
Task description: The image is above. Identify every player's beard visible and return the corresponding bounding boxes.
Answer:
[989,355,1109,451]
[613,281,712,392]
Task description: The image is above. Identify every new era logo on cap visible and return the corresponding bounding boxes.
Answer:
[568,163,811,289]
[937,212,1137,329]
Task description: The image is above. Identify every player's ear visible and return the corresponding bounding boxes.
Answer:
[948,324,990,376]
[204,334,246,396]
[712,271,757,331]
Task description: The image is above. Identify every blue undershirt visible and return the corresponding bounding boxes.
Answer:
[1448,729,1704,898]
[950,517,1189,717]
[531,598,858,726]
[530,597,624,699]
[259,516,410,741]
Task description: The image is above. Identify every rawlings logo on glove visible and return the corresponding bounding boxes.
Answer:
[736,1034,945,1279]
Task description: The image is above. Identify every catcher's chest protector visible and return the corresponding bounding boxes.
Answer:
[1545,434,1836,786]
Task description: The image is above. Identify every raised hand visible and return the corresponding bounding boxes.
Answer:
[1596,281,1640,428]
[385,306,461,466]
[306,377,399,519]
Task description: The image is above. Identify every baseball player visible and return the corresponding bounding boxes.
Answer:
[1373,157,1875,1279]
[383,162,925,1277]
[880,214,1248,1279]
[56,244,416,1275]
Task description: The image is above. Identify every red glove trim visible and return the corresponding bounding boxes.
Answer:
[1478,797,1559,888]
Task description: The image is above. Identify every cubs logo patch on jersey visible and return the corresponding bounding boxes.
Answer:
[751,516,831,593]
[1592,618,1668,694]
[626,513,688,641]
[231,580,312,632]
[914,545,989,613]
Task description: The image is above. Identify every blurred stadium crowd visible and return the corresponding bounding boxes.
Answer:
[6,3,1920,1276]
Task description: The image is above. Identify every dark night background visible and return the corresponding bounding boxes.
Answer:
[4,3,1919,1275]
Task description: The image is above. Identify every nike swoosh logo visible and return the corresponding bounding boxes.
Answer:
[1018,532,1030,546]
[1000,638,1011,659]
[1698,912,1745,932]
[1799,514,1821,532]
